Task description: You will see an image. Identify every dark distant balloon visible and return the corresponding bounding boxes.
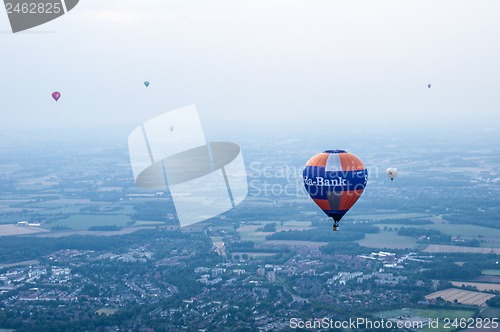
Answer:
[427,83,431,88]
[52,92,61,102]
[169,126,174,132]
[144,81,150,88]
[303,150,368,231]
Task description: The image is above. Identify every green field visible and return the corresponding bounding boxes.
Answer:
[479,307,500,319]
[134,220,166,226]
[231,252,277,259]
[374,223,500,238]
[354,212,430,220]
[482,269,500,276]
[237,232,268,243]
[95,308,118,316]
[376,308,476,332]
[357,230,419,249]
[374,223,500,248]
[281,221,312,227]
[44,214,131,230]
[210,237,224,243]
[35,206,89,215]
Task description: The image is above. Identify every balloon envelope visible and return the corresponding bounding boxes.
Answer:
[144,81,150,87]
[303,150,368,223]
[427,83,431,88]
[52,92,61,101]
[386,168,398,181]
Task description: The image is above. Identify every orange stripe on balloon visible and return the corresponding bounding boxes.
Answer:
[339,189,364,211]
[313,198,331,211]
[306,153,329,167]
[339,153,365,171]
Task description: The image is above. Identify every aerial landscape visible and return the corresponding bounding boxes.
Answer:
[0,128,498,331]
[1,1,499,331]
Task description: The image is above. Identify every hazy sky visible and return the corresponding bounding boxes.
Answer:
[1,0,499,141]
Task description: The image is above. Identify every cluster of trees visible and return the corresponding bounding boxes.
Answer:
[266,222,378,243]
[131,201,177,225]
[257,223,276,232]
[398,227,452,244]
[486,295,500,307]
[423,262,482,280]
[267,229,366,242]
[88,225,123,231]
[80,206,123,214]
[320,242,369,255]
[0,229,205,263]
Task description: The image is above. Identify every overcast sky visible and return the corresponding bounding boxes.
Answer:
[1,0,499,142]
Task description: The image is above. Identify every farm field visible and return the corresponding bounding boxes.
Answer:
[265,240,328,247]
[43,214,131,231]
[353,212,430,220]
[482,269,500,276]
[134,220,166,226]
[425,288,495,306]
[376,307,476,332]
[231,252,276,259]
[424,245,500,254]
[35,226,155,238]
[237,221,315,243]
[478,307,500,319]
[0,260,40,269]
[357,230,418,249]
[95,308,118,316]
[0,224,48,237]
[451,281,500,292]
[374,223,500,238]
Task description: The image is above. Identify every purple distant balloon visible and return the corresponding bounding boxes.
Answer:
[52,92,61,102]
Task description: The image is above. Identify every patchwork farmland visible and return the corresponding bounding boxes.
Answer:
[425,288,495,306]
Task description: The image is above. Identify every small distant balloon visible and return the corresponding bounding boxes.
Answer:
[427,83,431,89]
[144,81,150,88]
[52,92,61,102]
[169,126,174,132]
[386,168,398,181]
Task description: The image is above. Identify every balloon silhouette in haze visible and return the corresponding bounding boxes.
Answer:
[144,81,150,88]
[427,83,431,88]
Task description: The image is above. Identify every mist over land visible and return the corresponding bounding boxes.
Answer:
[1,0,500,330]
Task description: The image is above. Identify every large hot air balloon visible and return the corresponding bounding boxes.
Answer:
[386,168,398,181]
[144,81,150,88]
[303,150,368,231]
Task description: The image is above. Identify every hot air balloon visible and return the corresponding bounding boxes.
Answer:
[303,150,368,231]
[144,81,150,88]
[427,83,431,88]
[386,168,398,181]
[52,91,61,102]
